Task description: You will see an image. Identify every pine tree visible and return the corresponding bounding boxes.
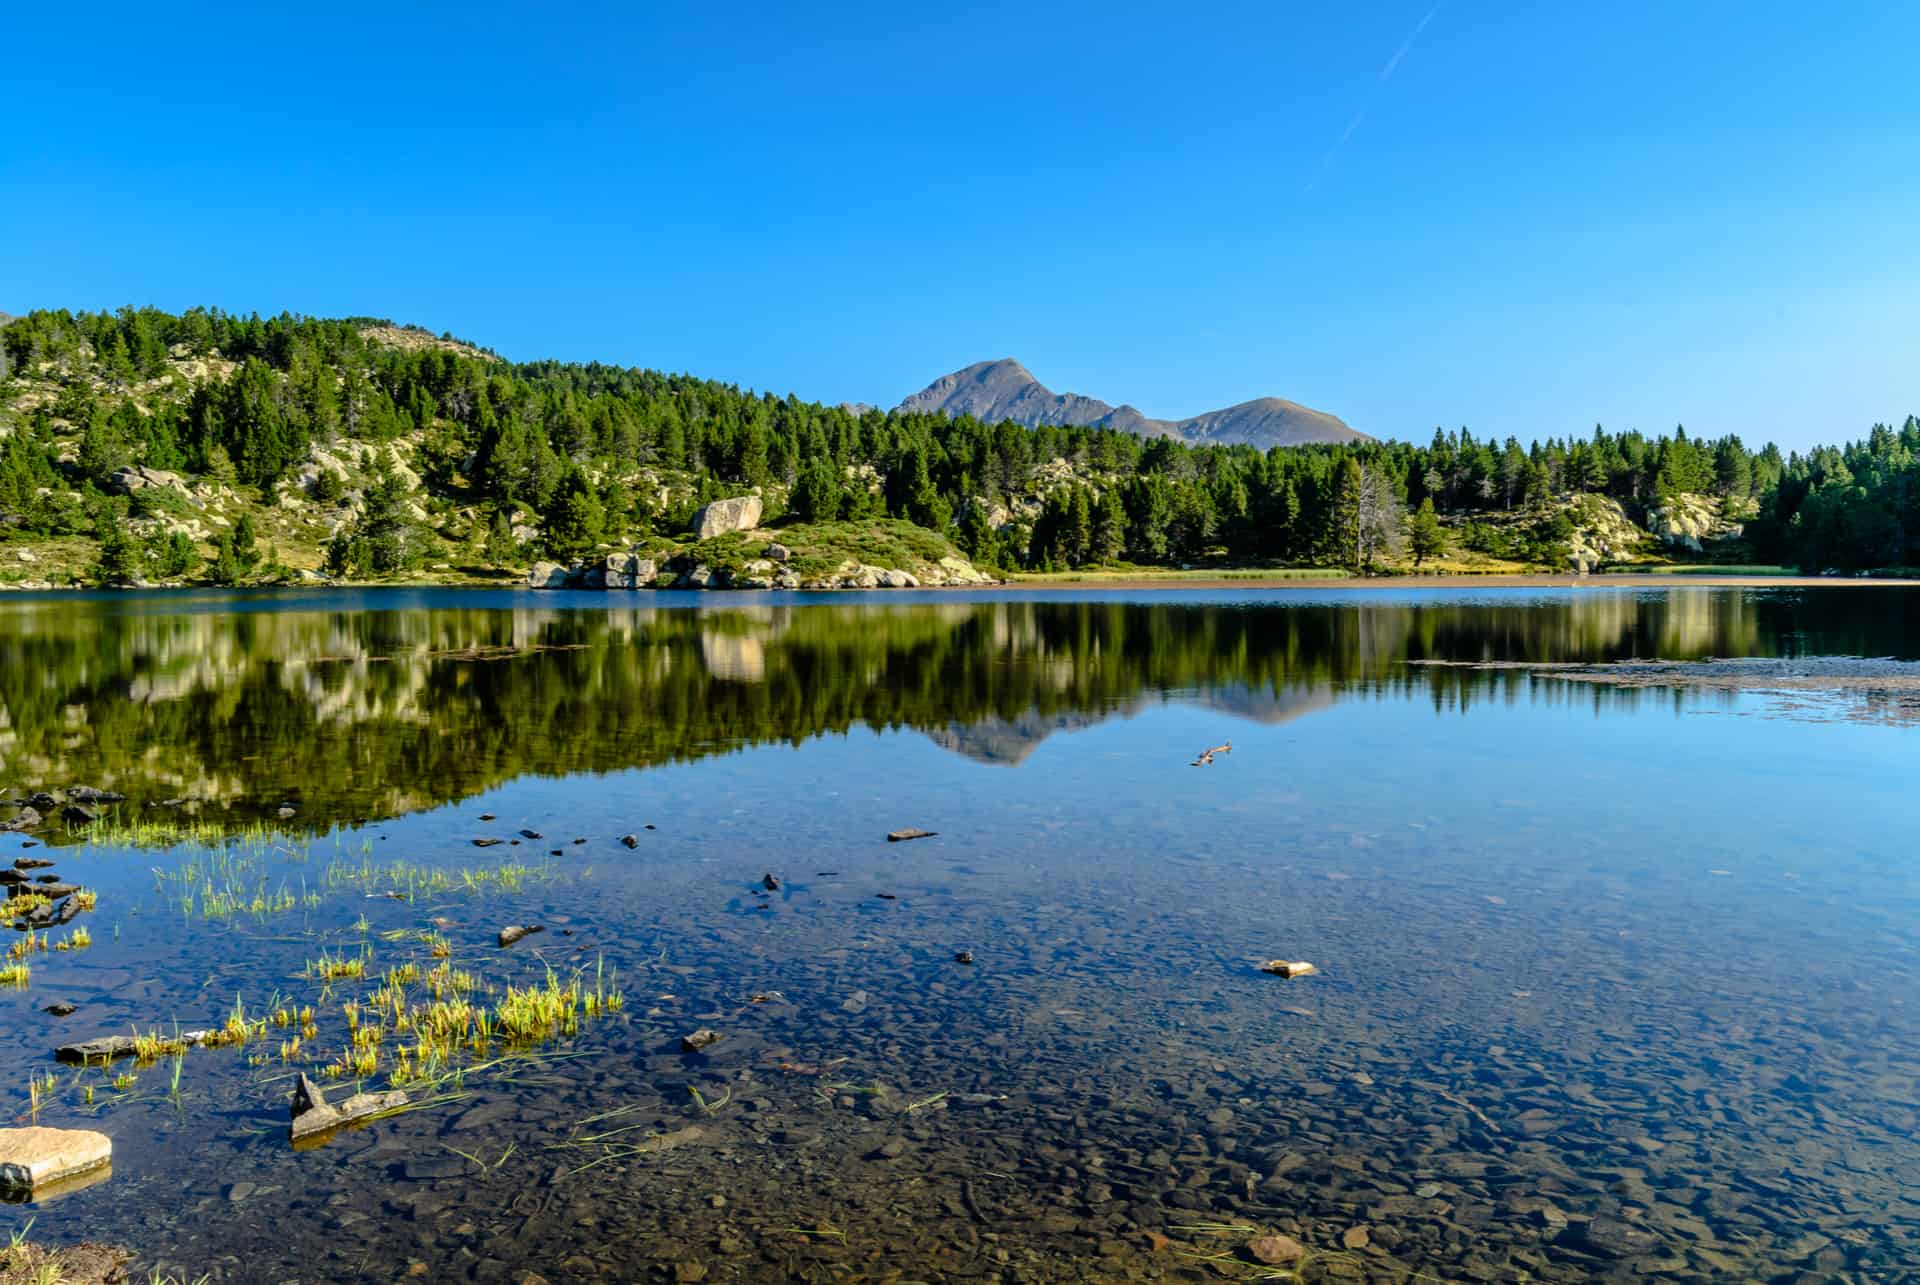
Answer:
[1409,497,1445,566]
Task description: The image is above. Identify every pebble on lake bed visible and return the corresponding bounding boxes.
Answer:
[1260,960,1318,978]
[1245,1234,1304,1265]
[0,1126,113,1197]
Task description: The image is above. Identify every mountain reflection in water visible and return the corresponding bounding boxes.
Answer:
[1,586,1915,831]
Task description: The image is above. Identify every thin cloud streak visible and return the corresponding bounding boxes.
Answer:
[1307,2,1442,192]
[1380,2,1440,80]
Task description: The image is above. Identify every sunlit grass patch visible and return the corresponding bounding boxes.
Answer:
[306,948,369,982]
[323,854,545,901]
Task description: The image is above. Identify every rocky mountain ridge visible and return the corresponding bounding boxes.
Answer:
[897,358,1368,449]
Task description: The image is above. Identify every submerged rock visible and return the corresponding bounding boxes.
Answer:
[886,828,937,842]
[1245,1234,1305,1266]
[43,1003,77,1018]
[288,1072,408,1141]
[0,1126,113,1197]
[1581,1217,1664,1258]
[59,804,98,826]
[66,787,125,805]
[761,873,781,892]
[472,837,504,848]
[497,924,545,948]
[954,950,974,964]
[680,1030,723,1053]
[0,806,42,833]
[620,834,640,848]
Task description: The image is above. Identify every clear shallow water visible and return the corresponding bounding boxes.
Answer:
[0,586,1916,1282]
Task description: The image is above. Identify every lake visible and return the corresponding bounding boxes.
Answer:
[0,585,1916,1283]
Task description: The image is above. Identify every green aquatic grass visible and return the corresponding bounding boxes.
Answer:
[322,854,545,901]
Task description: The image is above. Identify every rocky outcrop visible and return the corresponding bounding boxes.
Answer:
[1648,492,1743,553]
[532,552,660,590]
[1565,496,1654,573]
[589,552,658,589]
[530,544,991,592]
[693,495,763,540]
[105,465,190,496]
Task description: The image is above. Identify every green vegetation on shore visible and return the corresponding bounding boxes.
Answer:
[2,305,1918,587]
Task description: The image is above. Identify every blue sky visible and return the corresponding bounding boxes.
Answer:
[4,2,1917,451]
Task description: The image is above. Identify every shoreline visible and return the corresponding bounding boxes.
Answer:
[987,571,1920,591]
[5,571,1920,596]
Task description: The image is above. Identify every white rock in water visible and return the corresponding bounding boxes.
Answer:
[1261,960,1318,978]
[0,1126,113,1195]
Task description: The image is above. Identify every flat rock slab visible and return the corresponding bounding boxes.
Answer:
[886,828,937,842]
[0,1126,113,1197]
[1261,959,1318,978]
[637,1125,706,1154]
[289,1073,409,1141]
[497,924,544,948]
[56,1036,141,1064]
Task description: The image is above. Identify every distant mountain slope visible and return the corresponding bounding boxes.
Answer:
[897,358,1367,448]
[898,359,1181,439]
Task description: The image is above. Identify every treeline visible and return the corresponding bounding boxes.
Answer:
[2,306,1918,573]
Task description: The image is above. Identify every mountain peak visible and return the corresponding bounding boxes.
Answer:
[896,362,1366,448]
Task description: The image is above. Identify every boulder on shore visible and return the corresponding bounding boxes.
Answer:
[693,495,763,540]
[528,561,576,589]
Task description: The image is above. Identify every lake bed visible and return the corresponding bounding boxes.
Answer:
[0,586,1915,1282]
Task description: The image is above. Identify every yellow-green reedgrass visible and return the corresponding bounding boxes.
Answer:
[0,961,29,987]
[306,948,369,982]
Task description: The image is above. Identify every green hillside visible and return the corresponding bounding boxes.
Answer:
[0,306,1914,587]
